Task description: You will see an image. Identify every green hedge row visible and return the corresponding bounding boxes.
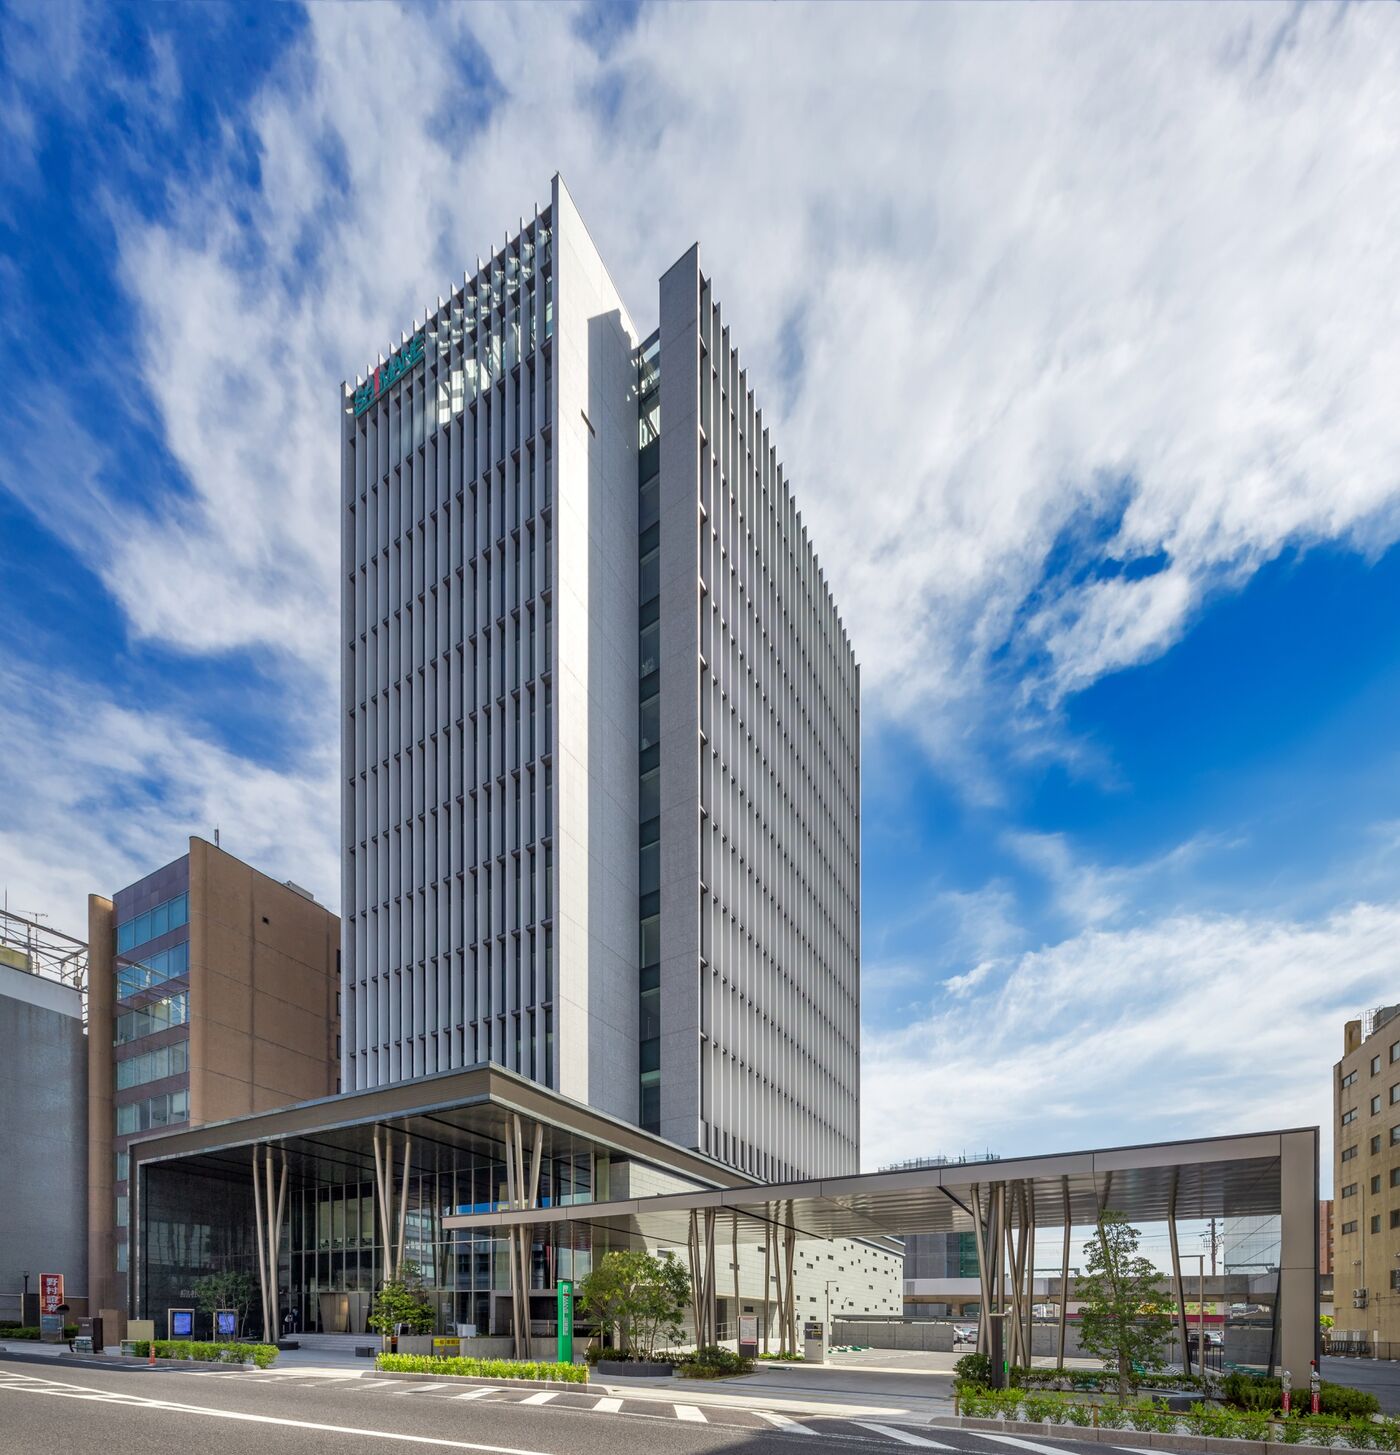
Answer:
[375,1354,587,1383]
[0,1325,79,1341]
[958,1388,1400,1447]
[126,1339,278,1369]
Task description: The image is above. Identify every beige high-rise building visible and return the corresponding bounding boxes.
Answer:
[87,837,339,1323]
[1332,1007,1400,1344]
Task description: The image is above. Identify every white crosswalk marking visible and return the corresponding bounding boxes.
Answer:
[674,1404,707,1422]
[982,1434,1085,1455]
[590,1397,623,1413]
[396,1384,456,1395]
[755,1409,818,1435]
[454,1387,500,1400]
[851,1424,954,1448]
[521,1391,557,1405]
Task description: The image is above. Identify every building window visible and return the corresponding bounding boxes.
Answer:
[115,1151,128,1183]
[1373,1096,1383,1114]
[1392,1041,1400,1063]
[116,940,191,999]
[1342,1108,1358,1125]
[1372,1136,1383,1154]
[1342,1220,1358,1234]
[1392,1270,1400,1292]
[115,891,190,953]
[1343,1070,1359,1088]
[1373,1176,1383,1194]
[115,1243,128,1274]
[115,1088,189,1135]
[1392,1126,1400,1147]
[1374,1056,1383,1075]
[1392,1211,1400,1230]
[1342,1183,1358,1197]
[1391,1168,1400,1188]
[115,1194,128,1228]
[1342,1145,1358,1161]
[115,1039,189,1090]
[115,991,189,1044]
[1373,1216,1382,1234]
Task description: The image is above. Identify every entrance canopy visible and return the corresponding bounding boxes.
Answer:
[444,1128,1307,1249]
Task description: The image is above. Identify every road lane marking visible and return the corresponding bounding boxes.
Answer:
[0,1371,561,1454]
[674,1404,707,1422]
[454,1387,501,1400]
[851,1425,953,1448]
[755,1409,819,1434]
[590,1397,622,1413]
[521,1391,558,1405]
[395,1384,457,1395]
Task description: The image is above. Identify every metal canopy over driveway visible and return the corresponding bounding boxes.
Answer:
[445,1126,1319,1378]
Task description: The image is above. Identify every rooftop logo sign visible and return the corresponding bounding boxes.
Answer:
[354,331,425,417]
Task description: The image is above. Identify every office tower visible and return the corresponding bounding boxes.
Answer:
[342,176,858,1179]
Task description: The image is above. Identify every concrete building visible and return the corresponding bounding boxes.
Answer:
[0,912,88,1324]
[1331,1006,1400,1346]
[87,837,340,1321]
[340,175,858,1181]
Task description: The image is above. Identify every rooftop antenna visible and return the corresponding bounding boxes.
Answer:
[214,825,220,848]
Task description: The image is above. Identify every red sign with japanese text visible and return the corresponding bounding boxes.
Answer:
[39,1273,63,1314]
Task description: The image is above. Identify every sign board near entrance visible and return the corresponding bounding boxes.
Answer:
[39,1273,63,1314]
[738,1314,758,1359]
[556,1280,573,1364]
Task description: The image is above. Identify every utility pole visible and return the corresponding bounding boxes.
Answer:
[1201,1218,1221,1277]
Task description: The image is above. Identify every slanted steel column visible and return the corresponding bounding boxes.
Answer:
[1057,1176,1071,1370]
[1023,1181,1036,1366]
[1168,1169,1192,1376]
[252,1145,270,1342]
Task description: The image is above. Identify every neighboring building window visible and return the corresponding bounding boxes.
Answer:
[1343,1070,1359,1088]
[115,1089,189,1135]
[1373,1096,1383,1114]
[1342,1183,1357,1197]
[1373,1216,1382,1233]
[115,891,190,953]
[115,1151,128,1183]
[1392,1211,1400,1230]
[1392,1084,1400,1104]
[115,1195,128,1228]
[1375,1056,1383,1075]
[1342,1220,1358,1233]
[1392,1168,1400,1188]
[115,1244,128,1274]
[1392,1126,1400,1146]
[115,991,189,1044]
[115,1040,189,1090]
[1392,1041,1400,1063]
[1372,1136,1383,1154]
[1392,1269,1400,1291]
[1342,1108,1358,1125]
[116,941,190,999]
[1342,1145,1358,1161]
[1373,1175,1382,1194]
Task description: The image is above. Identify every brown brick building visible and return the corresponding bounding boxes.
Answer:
[87,837,339,1325]
[1332,1006,1400,1345]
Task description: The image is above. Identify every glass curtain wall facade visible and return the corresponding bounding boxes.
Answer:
[112,855,193,1289]
[638,332,662,1132]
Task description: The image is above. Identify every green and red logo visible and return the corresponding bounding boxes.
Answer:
[354,331,426,417]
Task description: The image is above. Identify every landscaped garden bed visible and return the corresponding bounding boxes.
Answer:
[376,1353,586,1383]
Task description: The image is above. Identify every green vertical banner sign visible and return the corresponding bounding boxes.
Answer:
[556,1279,574,1363]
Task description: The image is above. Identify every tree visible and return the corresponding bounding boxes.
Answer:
[1076,1212,1175,1398]
[579,1250,688,1362]
[367,1275,436,1344]
[191,1271,257,1340]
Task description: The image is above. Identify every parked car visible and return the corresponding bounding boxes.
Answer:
[1186,1328,1223,1349]
[953,1324,978,1345]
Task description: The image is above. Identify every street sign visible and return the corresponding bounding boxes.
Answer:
[39,1273,63,1314]
[556,1280,573,1364]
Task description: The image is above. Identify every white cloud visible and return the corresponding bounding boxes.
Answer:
[0,658,338,937]
[12,0,1399,764]
[861,899,1400,1176]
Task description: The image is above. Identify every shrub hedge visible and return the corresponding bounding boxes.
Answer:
[375,1354,587,1383]
[956,1387,1400,1447]
[126,1339,278,1369]
[676,1345,753,1378]
[1222,1370,1381,1418]
[0,1325,79,1341]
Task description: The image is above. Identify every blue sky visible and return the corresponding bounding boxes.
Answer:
[3,0,1400,1174]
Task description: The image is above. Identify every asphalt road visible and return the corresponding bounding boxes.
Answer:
[0,1354,1220,1455]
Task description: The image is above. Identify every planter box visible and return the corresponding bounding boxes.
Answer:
[596,1359,673,1379]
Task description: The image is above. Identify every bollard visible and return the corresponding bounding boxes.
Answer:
[148,1341,155,1367]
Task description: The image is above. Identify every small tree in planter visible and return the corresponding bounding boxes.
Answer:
[191,1270,257,1341]
[579,1250,687,1364]
[368,1275,436,1349]
[1077,1212,1174,1400]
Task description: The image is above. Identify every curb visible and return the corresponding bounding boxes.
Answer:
[366,1370,590,1393]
